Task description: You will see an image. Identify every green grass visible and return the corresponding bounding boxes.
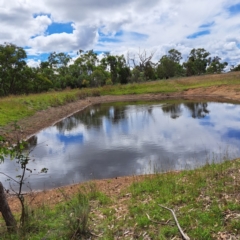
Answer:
[89,159,240,239]
[0,71,240,127]
[2,159,239,239]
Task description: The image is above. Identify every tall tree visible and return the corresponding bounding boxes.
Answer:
[231,64,240,71]
[48,52,71,89]
[137,49,155,72]
[100,54,131,84]
[0,43,27,96]
[157,49,184,79]
[206,56,228,73]
[183,48,210,76]
[116,55,131,84]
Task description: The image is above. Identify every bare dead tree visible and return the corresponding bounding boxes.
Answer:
[138,48,156,72]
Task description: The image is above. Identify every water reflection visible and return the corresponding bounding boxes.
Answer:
[1,101,240,191]
[162,104,182,119]
[162,102,209,119]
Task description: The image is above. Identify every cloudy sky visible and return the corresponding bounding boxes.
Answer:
[1,0,240,67]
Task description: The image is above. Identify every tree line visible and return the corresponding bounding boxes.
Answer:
[0,42,236,96]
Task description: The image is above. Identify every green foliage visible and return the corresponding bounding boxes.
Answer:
[0,43,234,96]
[0,43,27,96]
[183,48,211,76]
[130,68,141,82]
[206,56,228,74]
[105,78,113,85]
[90,68,107,87]
[231,64,240,71]
[157,49,184,79]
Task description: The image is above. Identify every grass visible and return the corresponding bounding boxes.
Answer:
[0,71,240,127]
[1,159,239,239]
[90,159,240,239]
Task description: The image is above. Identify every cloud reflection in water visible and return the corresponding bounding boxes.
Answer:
[1,101,240,191]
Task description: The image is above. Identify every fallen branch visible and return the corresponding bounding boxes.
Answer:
[146,213,174,226]
[89,231,103,238]
[158,204,190,240]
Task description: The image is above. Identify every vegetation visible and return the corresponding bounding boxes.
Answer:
[0,158,239,239]
[231,64,240,71]
[0,43,231,97]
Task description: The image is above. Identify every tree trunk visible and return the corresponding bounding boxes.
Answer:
[0,182,17,232]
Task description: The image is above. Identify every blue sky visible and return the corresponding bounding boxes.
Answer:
[1,0,240,68]
[46,22,74,35]
[187,30,211,39]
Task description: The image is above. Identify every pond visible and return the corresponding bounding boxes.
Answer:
[1,100,240,191]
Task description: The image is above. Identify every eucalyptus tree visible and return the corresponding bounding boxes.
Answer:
[48,52,71,69]
[73,50,99,87]
[157,49,184,79]
[74,50,98,75]
[0,43,27,96]
[143,61,156,80]
[183,48,211,76]
[102,54,118,84]
[90,67,109,87]
[231,64,240,71]
[116,55,131,84]
[100,54,131,84]
[47,52,71,89]
[206,56,228,73]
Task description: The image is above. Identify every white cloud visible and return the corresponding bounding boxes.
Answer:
[26,59,41,68]
[1,0,240,65]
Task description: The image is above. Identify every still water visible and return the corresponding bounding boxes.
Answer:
[1,101,240,191]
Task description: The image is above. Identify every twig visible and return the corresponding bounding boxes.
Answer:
[0,172,20,184]
[89,231,102,238]
[57,187,71,201]
[114,183,121,189]
[146,213,174,225]
[158,204,190,240]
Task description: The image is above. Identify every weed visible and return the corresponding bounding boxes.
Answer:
[63,93,76,103]
[91,89,101,97]
[65,193,90,239]
[49,95,63,107]
[82,182,111,205]
[75,91,88,100]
